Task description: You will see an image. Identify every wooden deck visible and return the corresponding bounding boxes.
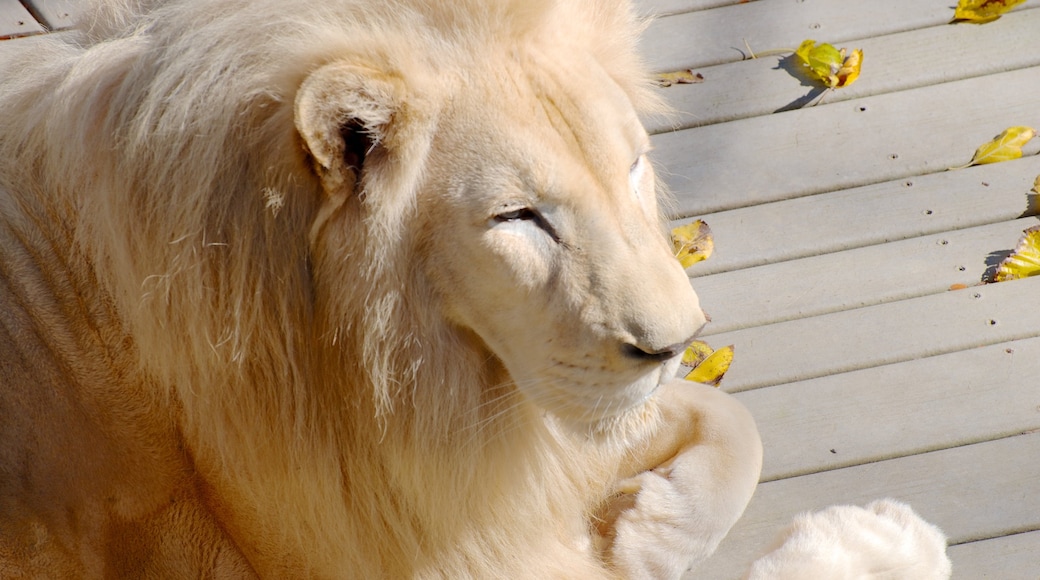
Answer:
[3,0,1039,578]
[0,0,74,37]
[637,1,1040,577]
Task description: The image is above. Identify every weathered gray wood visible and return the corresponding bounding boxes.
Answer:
[635,0,743,17]
[643,0,1037,71]
[703,275,1040,392]
[646,7,1040,133]
[735,336,1040,481]
[0,0,43,37]
[693,218,1037,335]
[948,530,1040,580]
[653,66,1040,217]
[686,433,1040,580]
[673,156,1040,277]
[22,0,79,29]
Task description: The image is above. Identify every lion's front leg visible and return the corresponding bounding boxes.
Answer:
[598,380,763,579]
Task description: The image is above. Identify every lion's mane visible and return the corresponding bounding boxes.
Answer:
[0,0,662,576]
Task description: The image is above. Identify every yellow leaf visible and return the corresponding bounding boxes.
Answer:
[671,219,714,268]
[794,40,863,89]
[654,70,704,87]
[835,48,863,88]
[681,340,715,367]
[953,0,1026,23]
[995,225,1040,282]
[954,126,1037,169]
[683,343,734,387]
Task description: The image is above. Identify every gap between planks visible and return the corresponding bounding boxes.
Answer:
[685,432,1040,580]
[672,156,1040,277]
[642,0,1039,71]
[652,66,1040,217]
[735,335,1040,481]
[645,7,1040,133]
[693,217,1039,335]
[0,0,43,38]
[705,275,1040,392]
[948,529,1040,580]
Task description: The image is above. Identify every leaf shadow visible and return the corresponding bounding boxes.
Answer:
[1020,192,1039,218]
[771,54,827,113]
[987,193,1040,282]
[982,249,1013,283]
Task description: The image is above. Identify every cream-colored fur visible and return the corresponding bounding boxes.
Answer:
[747,499,953,579]
[0,0,762,577]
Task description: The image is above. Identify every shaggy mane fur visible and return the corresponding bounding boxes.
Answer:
[0,0,665,576]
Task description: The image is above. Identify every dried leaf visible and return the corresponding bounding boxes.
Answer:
[952,126,1037,169]
[654,70,704,87]
[681,340,715,367]
[995,225,1040,282]
[682,342,734,387]
[835,48,863,87]
[1033,174,1040,194]
[671,219,714,268]
[794,40,863,89]
[953,0,1026,23]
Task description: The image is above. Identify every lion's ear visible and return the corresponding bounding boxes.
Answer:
[294,62,401,197]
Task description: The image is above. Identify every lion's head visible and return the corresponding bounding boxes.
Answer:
[294,28,706,428]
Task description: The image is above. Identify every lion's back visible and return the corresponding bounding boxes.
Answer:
[0,166,255,574]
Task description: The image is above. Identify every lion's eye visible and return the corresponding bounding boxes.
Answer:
[494,208,538,222]
[629,156,646,197]
[493,207,562,244]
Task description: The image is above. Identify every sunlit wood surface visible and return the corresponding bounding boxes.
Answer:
[637,1,1040,578]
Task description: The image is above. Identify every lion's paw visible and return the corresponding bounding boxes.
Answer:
[598,383,762,579]
[746,498,952,580]
[604,459,745,579]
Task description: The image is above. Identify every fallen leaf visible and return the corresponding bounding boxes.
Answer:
[682,342,734,387]
[951,126,1037,169]
[835,47,863,87]
[794,40,863,89]
[654,70,704,87]
[681,340,715,367]
[1033,174,1040,194]
[949,283,968,291]
[671,219,714,268]
[953,0,1026,23]
[995,225,1040,282]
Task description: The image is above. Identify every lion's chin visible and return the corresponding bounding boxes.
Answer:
[538,357,683,437]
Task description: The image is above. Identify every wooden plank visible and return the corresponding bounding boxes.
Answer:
[686,433,1040,580]
[948,530,1040,580]
[672,156,1040,277]
[22,0,79,30]
[652,66,1040,217]
[635,0,744,17]
[0,0,43,38]
[642,0,1038,71]
[704,275,1040,392]
[735,336,1040,481]
[694,218,1037,335]
[646,8,1040,133]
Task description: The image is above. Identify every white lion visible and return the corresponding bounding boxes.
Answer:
[0,0,949,578]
